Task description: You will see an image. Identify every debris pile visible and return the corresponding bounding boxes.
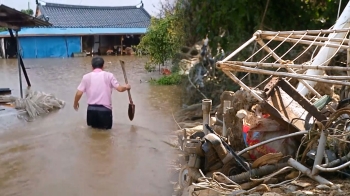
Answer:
[0,88,65,121]
[171,26,350,196]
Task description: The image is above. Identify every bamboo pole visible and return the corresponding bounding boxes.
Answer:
[217,63,350,86]
[223,61,350,71]
[257,39,321,98]
[245,34,280,62]
[222,70,264,102]
[276,34,350,45]
[220,62,350,80]
[260,28,350,36]
[221,35,258,62]
[261,35,348,50]
[257,33,294,63]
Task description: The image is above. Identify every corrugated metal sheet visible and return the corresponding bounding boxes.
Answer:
[19,36,81,58]
[0,28,147,37]
[38,3,151,28]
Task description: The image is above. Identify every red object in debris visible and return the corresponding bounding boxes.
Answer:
[243,125,250,133]
[262,113,270,118]
[243,114,278,160]
[160,68,171,75]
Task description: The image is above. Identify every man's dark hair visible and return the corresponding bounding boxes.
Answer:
[91,56,104,69]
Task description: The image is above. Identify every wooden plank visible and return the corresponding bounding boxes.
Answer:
[277,79,327,124]
[0,103,14,108]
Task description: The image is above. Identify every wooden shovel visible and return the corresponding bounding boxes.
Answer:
[119,60,135,121]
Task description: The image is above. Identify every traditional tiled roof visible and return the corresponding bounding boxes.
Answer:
[37,2,151,28]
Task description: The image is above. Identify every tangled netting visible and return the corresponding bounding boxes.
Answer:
[1,89,65,120]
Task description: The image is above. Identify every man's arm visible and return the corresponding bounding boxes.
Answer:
[74,77,86,110]
[116,85,130,92]
[74,90,83,110]
[110,74,131,92]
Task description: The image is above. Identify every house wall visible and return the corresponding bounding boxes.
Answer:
[18,36,81,58]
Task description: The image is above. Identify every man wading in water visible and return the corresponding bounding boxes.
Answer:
[73,56,131,129]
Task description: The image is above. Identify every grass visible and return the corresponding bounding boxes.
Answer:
[151,73,183,85]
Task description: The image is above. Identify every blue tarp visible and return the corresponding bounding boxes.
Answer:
[19,36,81,58]
[0,28,148,37]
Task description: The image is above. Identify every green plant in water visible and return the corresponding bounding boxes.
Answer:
[151,73,183,85]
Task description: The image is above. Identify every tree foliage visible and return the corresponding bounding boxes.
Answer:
[146,0,344,57]
[186,0,342,55]
[137,12,184,69]
[156,0,198,45]
[21,8,34,16]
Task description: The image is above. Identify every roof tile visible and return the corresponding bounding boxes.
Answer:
[38,2,151,28]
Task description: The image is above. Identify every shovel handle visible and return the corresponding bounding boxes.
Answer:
[120,60,133,104]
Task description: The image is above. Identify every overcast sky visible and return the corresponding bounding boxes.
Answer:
[0,0,163,16]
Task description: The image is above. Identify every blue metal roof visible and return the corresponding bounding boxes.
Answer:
[0,27,147,37]
[37,2,151,28]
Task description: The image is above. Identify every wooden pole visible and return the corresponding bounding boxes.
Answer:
[8,29,31,87]
[121,35,123,56]
[15,30,23,98]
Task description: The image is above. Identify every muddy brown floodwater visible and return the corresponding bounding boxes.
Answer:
[0,56,182,196]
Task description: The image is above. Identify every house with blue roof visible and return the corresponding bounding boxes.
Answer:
[0,1,151,58]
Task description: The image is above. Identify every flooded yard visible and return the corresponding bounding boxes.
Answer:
[0,56,181,196]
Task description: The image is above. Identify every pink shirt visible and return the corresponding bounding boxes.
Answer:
[77,69,119,109]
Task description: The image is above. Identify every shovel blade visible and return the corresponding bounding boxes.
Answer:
[128,103,135,121]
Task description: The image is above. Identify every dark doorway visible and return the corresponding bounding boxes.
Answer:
[4,37,17,58]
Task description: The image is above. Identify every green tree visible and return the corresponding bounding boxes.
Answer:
[186,0,340,55]
[21,9,34,16]
[138,12,184,71]
[156,0,199,46]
